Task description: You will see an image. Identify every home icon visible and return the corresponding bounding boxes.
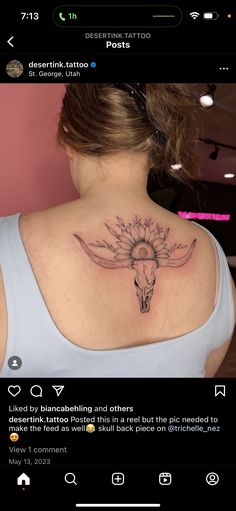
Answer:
[17,473,30,486]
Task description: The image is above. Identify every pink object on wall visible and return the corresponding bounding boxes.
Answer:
[0,84,78,216]
[178,211,231,221]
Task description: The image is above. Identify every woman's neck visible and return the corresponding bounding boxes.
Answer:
[70,150,152,203]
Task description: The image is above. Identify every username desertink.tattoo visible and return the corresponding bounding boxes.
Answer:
[74,216,196,313]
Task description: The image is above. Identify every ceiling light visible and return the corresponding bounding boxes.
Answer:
[199,84,216,108]
[209,146,220,160]
[170,163,182,170]
[224,173,235,178]
[200,95,214,108]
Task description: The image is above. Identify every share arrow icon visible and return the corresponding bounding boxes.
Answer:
[52,385,64,397]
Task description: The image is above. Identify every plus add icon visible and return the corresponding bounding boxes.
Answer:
[112,472,125,485]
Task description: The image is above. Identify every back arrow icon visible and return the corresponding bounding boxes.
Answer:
[7,36,14,47]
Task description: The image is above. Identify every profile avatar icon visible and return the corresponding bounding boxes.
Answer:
[8,355,22,370]
[6,60,24,78]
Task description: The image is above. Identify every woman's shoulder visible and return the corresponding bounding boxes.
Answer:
[147,204,218,259]
[19,201,85,233]
[19,201,218,254]
[146,206,219,298]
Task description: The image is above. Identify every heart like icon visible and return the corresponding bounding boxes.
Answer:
[8,385,21,397]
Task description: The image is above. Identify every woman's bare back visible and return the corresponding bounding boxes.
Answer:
[0,199,218,358]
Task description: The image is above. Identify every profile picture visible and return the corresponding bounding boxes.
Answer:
[6,60,24,78]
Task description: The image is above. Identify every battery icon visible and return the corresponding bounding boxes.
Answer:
[203,12,219,20]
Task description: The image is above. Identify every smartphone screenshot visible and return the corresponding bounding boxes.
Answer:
[0,1,235,509]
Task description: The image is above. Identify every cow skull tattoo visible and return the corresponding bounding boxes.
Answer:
[74,216,196,313]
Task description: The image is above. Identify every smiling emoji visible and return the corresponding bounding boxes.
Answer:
[86,424,95,433]
[10,432,19,442]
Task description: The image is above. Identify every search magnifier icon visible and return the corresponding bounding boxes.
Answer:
[64,472,77,485]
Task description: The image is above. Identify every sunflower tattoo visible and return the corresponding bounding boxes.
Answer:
[74,216,196,313]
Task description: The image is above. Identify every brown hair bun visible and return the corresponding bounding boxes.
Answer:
[57,83,199,182]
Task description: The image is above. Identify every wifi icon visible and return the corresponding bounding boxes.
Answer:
[190,11,200,19]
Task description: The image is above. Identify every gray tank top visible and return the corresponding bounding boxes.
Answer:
[0,213,234,378]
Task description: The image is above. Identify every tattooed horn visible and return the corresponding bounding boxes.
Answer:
[157,239,196,267]
[74,235,133,269]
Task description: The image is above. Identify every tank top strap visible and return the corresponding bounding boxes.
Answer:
[192,221,235,348]
[0,213,49,352]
